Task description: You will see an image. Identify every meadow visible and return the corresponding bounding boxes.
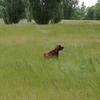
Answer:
[0,20,100,100]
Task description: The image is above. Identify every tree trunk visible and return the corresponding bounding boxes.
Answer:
[27,6,32,23]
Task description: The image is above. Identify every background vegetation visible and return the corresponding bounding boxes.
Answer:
[0,0,100,24]
[0,20,100,100]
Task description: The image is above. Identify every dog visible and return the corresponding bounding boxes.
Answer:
[44,45,64,58]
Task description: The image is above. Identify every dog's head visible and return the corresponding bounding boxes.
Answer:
[55,45,64,51]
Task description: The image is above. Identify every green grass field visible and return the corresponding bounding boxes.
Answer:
[0,20,100,100]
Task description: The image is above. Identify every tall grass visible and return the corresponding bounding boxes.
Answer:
[0,21,100,100]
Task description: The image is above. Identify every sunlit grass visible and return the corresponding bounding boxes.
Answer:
[0,21,100,100]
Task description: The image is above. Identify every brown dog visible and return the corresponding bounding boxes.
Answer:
[44,45,64,58]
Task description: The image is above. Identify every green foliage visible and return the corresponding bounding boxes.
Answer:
[94,2,100,20]
[2,0,25,24]
[0,0,4,18]
[86,6,95,20]
[51,2,63,23]
[0,21,100,99]
[62,0,78,19]
[23,0,32,22]
[73,2,86,20]
[29,0,62,24]
[86,1,100,20]
[0,6,2,18]
[0,0,100,23]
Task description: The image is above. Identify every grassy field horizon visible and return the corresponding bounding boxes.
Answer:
[0,20,100,100]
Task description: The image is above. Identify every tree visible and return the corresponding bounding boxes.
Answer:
[94,1,100,20]
[72,2,86,20]
[0,6,2,18]
[80,2,86,19]
[62,0,78,19]
[29,0,62,24]
[2,0,25,24]
[0,0,4,18]
[23,0,32,22]
[51,1,63,23]
[86,6,95,20]
[26,1,32,22]
[72,7,82,19]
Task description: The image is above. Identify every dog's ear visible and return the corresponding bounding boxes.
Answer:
[55,48,58,52]
[55,45,59,51]
[55,45,59,48]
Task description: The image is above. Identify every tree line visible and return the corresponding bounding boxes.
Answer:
[0,0,100,24]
